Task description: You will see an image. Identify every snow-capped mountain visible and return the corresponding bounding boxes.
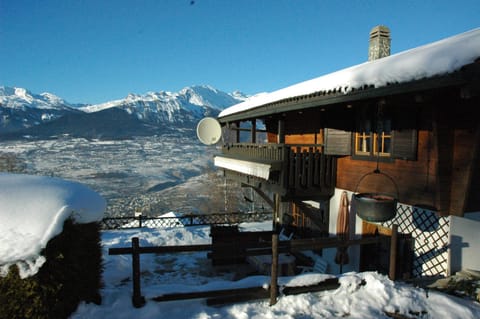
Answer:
[0,86,82,134]
[0,86,77,110]
[0,85,247,139]
[80,85,245,126]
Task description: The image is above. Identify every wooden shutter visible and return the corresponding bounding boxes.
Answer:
[324,128,352,155]
[392,129,417,160]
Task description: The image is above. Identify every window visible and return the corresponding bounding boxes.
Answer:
[354,119,392,158]
[324,122,417,161]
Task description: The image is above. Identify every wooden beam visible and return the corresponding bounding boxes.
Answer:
[432,110,453,214]
[109,243,213,255]
[282,278,341,295]
[242,183,275,209]
[152,286,268,303]
[293,200,325,229]
[235,121,240,143]
[278,119,285,143]
[110,236,388,258]
[153,279,346,306]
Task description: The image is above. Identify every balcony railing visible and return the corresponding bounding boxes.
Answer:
[220,143,336,196]
[221,143,288,162]
[286,145,336,190]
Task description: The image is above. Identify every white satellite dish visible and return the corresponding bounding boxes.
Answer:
[196,117,222,145]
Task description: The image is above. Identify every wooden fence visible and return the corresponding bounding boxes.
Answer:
[108,233,393,307]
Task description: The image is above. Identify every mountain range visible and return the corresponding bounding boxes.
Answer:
[0,86,246,139]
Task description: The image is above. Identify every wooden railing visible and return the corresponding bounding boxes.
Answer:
[221,143,288,161]
[221,143,336,195]
[286,146,336,189]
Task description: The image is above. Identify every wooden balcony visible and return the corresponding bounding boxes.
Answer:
[216,143,337,200]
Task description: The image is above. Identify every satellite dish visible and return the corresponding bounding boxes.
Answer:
[196,117,222,145]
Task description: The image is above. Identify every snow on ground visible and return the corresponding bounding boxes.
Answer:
[0,173,106,278]
[72,221,480,319]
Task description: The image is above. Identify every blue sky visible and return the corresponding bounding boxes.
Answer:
[1,0,478,105]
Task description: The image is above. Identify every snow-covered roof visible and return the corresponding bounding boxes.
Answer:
[0,173,106,278]
[219,28,480,119]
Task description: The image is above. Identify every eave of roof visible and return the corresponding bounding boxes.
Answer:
[218,64,479,123]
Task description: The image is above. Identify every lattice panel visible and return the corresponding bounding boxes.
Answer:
[382,204,450,278]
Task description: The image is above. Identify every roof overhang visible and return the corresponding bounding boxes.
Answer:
[218,63,479,123]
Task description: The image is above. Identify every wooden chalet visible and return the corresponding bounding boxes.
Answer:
[212,27,480,275]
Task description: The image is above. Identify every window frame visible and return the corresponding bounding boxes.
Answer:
[353,118,393,160]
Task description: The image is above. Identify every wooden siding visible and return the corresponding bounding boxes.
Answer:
[234,119,479,215]
[450,126,480,214]
[285,133,322,146]
[336,130,442,211]
[337,123,480,216]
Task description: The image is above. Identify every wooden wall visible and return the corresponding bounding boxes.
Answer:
[450,126,480,214]
[336,130,444,212]
[267,130,322,146]
[336,124,480,216]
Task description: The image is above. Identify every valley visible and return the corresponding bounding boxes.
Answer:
[0,85,256,217]
[1,134,250,217]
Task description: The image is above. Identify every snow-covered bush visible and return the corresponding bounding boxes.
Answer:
[0,219,103,319]
[0,173,106,319]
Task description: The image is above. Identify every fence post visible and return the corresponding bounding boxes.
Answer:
[269,233,279,306]
[132,237,146,307]
[271,191,281,305]
[389,224,398,281]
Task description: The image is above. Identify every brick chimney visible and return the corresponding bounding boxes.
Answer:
[368,25,391,61]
